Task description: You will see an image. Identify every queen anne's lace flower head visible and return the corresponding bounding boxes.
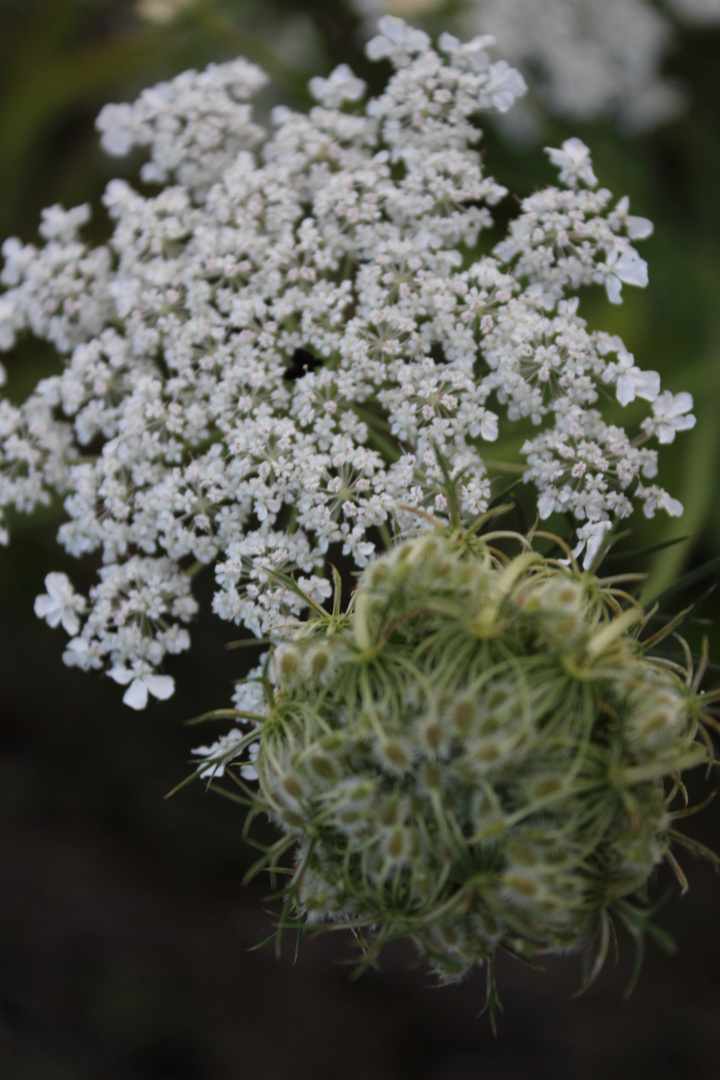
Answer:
[0,20,694,707]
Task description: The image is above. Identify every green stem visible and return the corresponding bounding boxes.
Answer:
[621,748,709,785]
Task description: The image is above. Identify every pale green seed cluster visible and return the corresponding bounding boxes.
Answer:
[252,530,710,983]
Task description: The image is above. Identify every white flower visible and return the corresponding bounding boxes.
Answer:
[484,60,528,113]
[568,520,613,570]
[62,636,103,671]
[38,204,91,242]
[192,731,251,779]
[309,64,366,107]
[626,214,654,240]
[642,391,697,444]
[596,246,649,304]
[108,663,175,709]
[0,294,22,350]
[469,410,499,441]
[366,16,430,63]
[613,196,654,241]
[192,734,260,780]
[95,102,135,156]
[240,741,260,781]
[438,32,496,64]
[614,352,660,406]
[640,485,684,518]
[545,139,598,189]
[34,572,85,635]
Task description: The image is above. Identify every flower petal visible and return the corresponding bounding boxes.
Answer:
[108,665,133,686]
[45,572,72,599]
[123,678,149,710]
[60,610,81,636]
[34,595,57,619]
[144,674,175,701]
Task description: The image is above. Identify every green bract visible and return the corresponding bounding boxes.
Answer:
[243,529,714,997]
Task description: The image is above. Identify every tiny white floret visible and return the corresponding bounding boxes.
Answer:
[568,520,613,570]
[643,391,696,444]
[108,663,175,709]
[366,16,430,62]
[596,246,649,304]
[309,64,366,108]
[615,352,660,406]
[545,139,598,189]
[34,572,85,635]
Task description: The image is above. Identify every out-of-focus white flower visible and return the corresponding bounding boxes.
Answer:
[38,204,91,242]
[642,391,697,443]
[62,637,102,671]
[240,741,260,781]
[108,663,175,709]
[34,572,86,635]
[95,103,135,156]
[545,139,597,189]
[0,295,20,352]
[367,15,431,62]
[309,64,367,107]
[438,31,497,65]
[483,60,528,111]
[437,30,528,110]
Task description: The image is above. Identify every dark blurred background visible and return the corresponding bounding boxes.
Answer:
[2,2,720,1078]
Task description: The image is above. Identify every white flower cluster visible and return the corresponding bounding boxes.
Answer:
[0,19,694,708]
[353,0,720,131]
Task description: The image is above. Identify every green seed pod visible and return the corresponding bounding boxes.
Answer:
[246,529,716,999]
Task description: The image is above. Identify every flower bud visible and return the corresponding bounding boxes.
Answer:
[249,529,714,992]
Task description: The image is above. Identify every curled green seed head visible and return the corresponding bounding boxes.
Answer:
[246,529,715,995]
